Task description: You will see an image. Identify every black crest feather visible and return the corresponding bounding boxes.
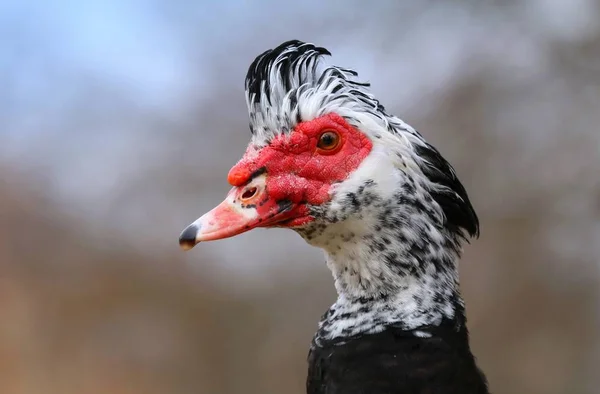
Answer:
[245,40,330,106]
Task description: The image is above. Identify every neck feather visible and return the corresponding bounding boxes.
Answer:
[300,166,467,344]
[319,227,464,343]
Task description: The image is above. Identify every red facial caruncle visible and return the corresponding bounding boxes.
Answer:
[179,113,373,250]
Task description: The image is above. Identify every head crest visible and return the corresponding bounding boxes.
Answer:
[244,40,380,141]
[245,40,331,107]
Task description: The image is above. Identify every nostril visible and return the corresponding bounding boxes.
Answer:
[241,187,257,201]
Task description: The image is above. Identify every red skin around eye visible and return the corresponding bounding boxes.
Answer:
[228,113,372,216]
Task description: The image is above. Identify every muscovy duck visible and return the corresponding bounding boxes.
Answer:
[179,40,489,394]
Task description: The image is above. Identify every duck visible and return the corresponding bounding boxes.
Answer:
[179,40,489,394]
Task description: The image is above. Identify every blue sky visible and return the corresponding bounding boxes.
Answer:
[1,0,206,116]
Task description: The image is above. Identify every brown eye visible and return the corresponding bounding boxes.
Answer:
[317,131,340,151]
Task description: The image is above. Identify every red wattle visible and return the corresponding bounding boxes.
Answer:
[227,113,372,214]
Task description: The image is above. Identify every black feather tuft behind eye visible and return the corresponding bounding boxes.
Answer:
[414,144,479,239]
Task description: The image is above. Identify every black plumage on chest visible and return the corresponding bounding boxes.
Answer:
[307,322,488,394]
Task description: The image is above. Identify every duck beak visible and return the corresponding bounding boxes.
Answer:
[178,194,255,250]
[178,174,297,250]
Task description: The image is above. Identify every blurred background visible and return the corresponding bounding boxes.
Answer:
[2,0,599,393]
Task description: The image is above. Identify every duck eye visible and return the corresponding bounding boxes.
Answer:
[317,131,340,151]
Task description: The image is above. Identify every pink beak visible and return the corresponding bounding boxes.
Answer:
[178,175,298,250]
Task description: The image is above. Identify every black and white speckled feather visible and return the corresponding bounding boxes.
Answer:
[244,40,487,393]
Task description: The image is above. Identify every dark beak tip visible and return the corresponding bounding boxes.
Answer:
[179,224,199,250]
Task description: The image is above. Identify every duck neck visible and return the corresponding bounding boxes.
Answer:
[302,183,467,344]
[319,236,464,343]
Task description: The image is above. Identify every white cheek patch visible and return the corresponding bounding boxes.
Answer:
[330,142,399,203]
